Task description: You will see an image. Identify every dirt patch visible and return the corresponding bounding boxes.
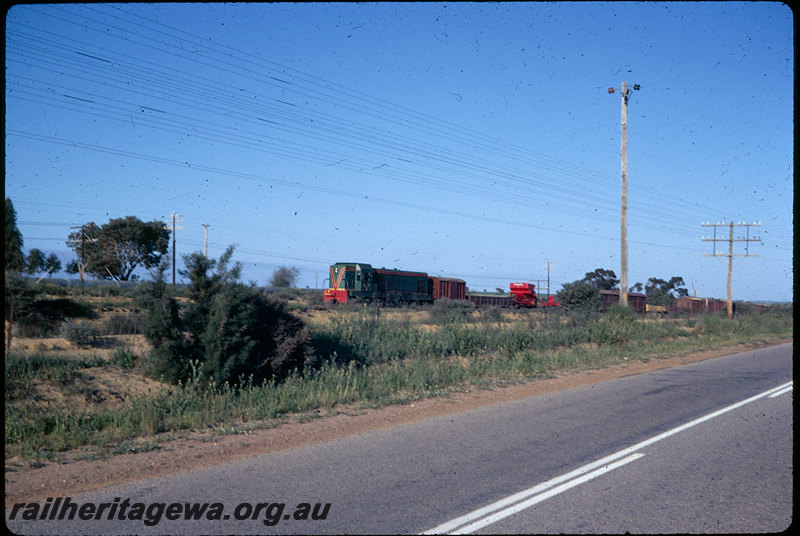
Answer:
[5,339,788,506]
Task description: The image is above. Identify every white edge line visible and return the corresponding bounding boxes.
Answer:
[768,385,793,398]
[422,380,792,535]
[452,453,645,535]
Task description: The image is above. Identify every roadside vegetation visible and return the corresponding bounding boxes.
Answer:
[5,280,792,462]
[6,197,791,464]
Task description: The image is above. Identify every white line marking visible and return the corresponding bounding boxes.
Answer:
[768,385,793,398]
[451,453,645,534]
[423,381,792,534]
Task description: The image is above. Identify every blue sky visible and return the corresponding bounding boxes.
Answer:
[5,2,794,301]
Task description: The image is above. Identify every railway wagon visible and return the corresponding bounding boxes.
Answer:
[466,292,514,308]
[429,277,467,300]
[675,297,706,314]
[323,262,432,304]
[599,290,647,314]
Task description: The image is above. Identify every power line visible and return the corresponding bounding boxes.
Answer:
[6,6,747,230]
[6,5,791,293]
[10,129,727,257]
[702,220,762,318]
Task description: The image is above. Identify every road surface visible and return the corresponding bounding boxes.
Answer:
[6,342,792,534]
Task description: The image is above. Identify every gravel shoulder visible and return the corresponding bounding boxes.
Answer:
[4,340,789,507]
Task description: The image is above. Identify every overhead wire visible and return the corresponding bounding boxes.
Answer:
[6,40,731,239]
[6,5,792,278]
[6,5,741,228]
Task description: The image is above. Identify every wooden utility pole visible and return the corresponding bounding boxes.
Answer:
[702,221,762,318]
[202,223,209,257]
[608,82,640,306]
[544,259,554,298]
[619,81,629,307]
[164,213,185,287]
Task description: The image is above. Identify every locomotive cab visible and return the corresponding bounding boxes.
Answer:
[324,263,375,303]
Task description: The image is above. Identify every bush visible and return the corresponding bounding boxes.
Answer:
[100,312,142,335]
[35,282,70,296]
[590,305,639,345]
[606,303,638,321]
[60,320,99,347]
[556,281,601,313]
[33,298,95,320]
[111,345,136,369]
[196,283,315,385]
[139,248,316,387]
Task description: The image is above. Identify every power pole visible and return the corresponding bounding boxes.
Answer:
[544,259,554,297]
[702,221,761,318]
[202,223,209,257]
[164,213,185,287]
[608,81,640,307]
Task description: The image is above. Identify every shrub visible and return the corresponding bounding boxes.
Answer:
[36,282,69,296]
[138,267,193,384]
[556,281,602,313]
[111,345,136,369]
[139,247,317,387]
[590,305,639,345]
[60,320,99,348]
[606,303,638,321]
[100,312,142,335]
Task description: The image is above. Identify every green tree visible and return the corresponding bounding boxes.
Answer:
[65,259,80,276]
[645,276,689,307]
[269,265,300,287]
[4,273,43,353]
[5,198,25,273]
[139,247,316,387]
[581,268,619,290]
[65,223,100,284]
[555,280,602,313]
[138,262,191,383]
[24,248,47,276]
[67,217,169,281]
[44,253,62,277]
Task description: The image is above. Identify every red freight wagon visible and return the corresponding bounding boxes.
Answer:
[600,290,647,314]
[705,298,728,314]
[467,293,514,308]
[676,297,706,314]
[429,277,467,300]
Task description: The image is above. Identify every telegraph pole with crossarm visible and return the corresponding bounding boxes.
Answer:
[702,220,762,318]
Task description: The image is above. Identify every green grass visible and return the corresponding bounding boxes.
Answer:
[5,307,792,459]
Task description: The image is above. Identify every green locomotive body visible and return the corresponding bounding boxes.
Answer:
[323,262,433,304]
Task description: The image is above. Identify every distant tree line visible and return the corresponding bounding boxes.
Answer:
[556,267,688,312]
[7,197,302,287]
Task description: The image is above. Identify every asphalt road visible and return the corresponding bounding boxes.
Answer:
[6,342,792,534]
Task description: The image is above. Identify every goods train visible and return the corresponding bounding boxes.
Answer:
[322,262,560,308]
